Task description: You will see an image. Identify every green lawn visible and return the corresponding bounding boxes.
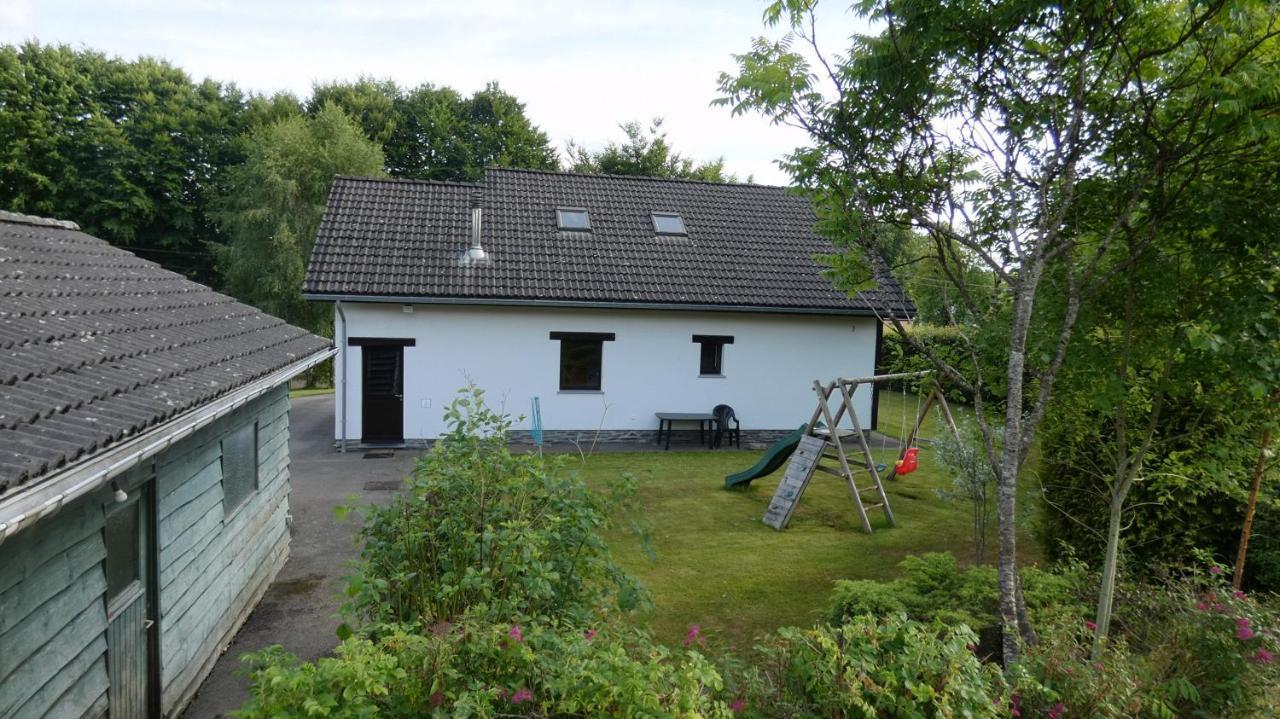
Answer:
[289,387,335,399]
[572,390,1040,648]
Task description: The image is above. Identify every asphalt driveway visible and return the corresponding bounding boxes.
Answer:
[182,394,417,718]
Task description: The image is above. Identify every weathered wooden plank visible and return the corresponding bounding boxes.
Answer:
[162,535,288,713]
[0,599,106,716]
[0,563,106,680]
[0,500,102,595]
[11,640,108,719]
[157,451,221,524]
[0,532,104,634]
[157,478,222,554]
[24,653,109,719]
[160,480,287,629]
[165,500,287,662]
[164,519,287,693]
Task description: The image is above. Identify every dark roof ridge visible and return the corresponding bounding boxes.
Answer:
[0,210,80,231]
[484,165,794,191]
[333,174,483,189]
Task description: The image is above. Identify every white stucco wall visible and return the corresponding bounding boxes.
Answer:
[334,303,880,441]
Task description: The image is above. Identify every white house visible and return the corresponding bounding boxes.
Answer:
[303,168,913,447]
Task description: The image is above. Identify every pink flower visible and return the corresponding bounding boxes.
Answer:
[1256,648,1275,664]
[1085,620,1097,631]
[1234,590,1247,600]
[1236,618,1256,640]
[1048,702,1066,719]
[508,625,523,643]
[584,629,598,641]
[1214,603,1228,612]
[1195,602,1209,611]
[512,687,533,704]
[729,697,746,713]
[1010,693,1022,717]
[1093,662,1105,671]
[1210,565,1223,575]
[683,624,702,647]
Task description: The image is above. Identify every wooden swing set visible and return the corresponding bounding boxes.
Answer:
[763,370,961,532]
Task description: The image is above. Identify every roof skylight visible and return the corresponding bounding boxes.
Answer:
[557,208,591,231]
[652,212,686,236]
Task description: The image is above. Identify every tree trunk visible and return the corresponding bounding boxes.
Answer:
[1234,426,1273,591]
[1092,479,1131,658]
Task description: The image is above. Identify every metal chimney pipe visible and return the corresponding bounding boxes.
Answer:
[461,190,488,264]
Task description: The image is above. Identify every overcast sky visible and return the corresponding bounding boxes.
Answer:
[1,0,868,185]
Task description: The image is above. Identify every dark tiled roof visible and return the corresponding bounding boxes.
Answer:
[304,167,913,315]
[0,212,333,495]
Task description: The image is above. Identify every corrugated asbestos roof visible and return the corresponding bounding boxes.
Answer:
[0,212,332,495]
[304,167,914,315]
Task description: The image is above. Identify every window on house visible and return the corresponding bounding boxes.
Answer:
[221,421,258,517]
[556,208,591,231]
[652,212,687,235]
[550,332,615,390]
[693,335,734,376]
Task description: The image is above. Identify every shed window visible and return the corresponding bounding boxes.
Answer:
[104,502,140,601]
[556,208,591,231]
[652,213,687,235]
[221,421,259,517]
[693,335,734,376]
[550,332,615,391]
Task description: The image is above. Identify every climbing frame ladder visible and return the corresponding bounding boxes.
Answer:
[763,370,933,532]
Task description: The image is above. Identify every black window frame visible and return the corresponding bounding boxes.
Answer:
[652,212,687,236]
[220,421,259,518]
[693,335,734,376]
[550,331,615,391]
[556,207,592,231]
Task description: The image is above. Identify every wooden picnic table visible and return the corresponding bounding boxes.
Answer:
[655,412,717,450]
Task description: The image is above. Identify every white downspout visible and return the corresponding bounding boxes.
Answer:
[336,300,348,453]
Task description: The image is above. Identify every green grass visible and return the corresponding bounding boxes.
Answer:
[289,387,335,399]
[572,389,1040,648]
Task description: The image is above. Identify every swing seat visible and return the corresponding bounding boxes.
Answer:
[895,447,920,475]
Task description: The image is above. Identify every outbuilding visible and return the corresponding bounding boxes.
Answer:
[304,168,912,447]
[0,212,333,717]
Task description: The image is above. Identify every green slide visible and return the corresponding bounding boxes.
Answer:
[724,424,808,489]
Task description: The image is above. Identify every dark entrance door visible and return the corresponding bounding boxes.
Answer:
[104,478,157,718]
[362,344,404,443]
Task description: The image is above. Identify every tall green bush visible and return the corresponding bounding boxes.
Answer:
[339,385,647,633]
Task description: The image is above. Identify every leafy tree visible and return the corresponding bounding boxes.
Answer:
[566,118,738,181]
[311,79,558,181]
[717,0,1280,663]
[0,42,252,282]
[212,103,385,333]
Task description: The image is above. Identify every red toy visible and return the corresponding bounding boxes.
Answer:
[895,447,920,475]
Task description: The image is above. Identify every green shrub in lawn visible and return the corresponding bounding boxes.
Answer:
[828,552,1091,630]
[336,385,648,632]
[738,614,1010,718]
[237,619,732,718]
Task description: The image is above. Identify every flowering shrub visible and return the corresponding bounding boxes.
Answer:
[237,619,733,718]
[337,385,647,632]
[1021,567,1280,718]
[738,614,1010,718]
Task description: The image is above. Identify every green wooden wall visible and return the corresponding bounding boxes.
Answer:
[0,385,294,718]
[155,385,292,713]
